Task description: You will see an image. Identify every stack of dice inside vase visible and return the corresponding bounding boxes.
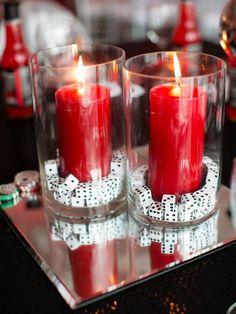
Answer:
[44,150,126,208]
[130,156,219,224]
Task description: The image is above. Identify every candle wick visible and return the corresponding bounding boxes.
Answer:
[78,82,85,95]
[177,78,181,88]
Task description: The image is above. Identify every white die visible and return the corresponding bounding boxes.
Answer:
[65,235,80,250]
[46,174,58,191]
[161,242,175,255]
[57,193,71,206]
[71,195,85,207]
[62,174,79,192]
[164,205,178,222]
[178,203,195,222]
[136,200,150,215]
[110,159,125,176]
[149,201,163,220]
[134,186,152,206]
[45,160,58,177]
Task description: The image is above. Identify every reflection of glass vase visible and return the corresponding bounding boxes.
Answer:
[129,211,218,272]
[124,51,226,227]
[47,211,128,299]
[29,43,126,221]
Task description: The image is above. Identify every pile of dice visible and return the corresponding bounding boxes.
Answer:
[49,212,127,250]
[45,150,126,208]
[129,211,218,256]
[131,156,219,223]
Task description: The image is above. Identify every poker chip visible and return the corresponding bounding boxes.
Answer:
[0,183,19,201]
[0,197,20,209]
[14,170,40,187]
[14,170,41,196]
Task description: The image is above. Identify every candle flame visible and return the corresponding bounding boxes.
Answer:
[76,55,85,95]
[173,53,181,86]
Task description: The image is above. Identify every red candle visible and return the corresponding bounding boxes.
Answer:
[69,241,118,298]
[55,59,111,182]
[149,56,207,200]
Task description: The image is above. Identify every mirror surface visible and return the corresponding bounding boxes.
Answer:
[0,186,235,309]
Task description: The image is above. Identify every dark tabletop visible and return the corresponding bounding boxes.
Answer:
[1,40,236,314]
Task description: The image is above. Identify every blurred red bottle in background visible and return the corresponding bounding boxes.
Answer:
[0,1,38,183]
[171,0,202,52]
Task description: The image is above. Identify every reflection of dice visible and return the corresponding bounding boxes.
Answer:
[45,160,58,176]
[136,226,151,247]
[50,225,62,241]
[164,229,177,244]
[56,220,73,240]
[161,242,175,254]
[149,201,163,220]
[73,223,86,234]
[88,222,103,233]
[80,234,96,245]
[178,228,196,256]
[134,186,152,205]
[65,235,80,250]
[149,229,163,243]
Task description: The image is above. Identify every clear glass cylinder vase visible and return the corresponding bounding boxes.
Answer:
[124,51,226,227]
[29,43,126,221]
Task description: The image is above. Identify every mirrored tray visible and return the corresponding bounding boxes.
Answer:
[0,185,235,310]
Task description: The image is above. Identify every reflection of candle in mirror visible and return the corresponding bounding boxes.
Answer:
[150,242,182,270]
[55,56,112,182]
[149,53,207,201]
[69,242,118,298]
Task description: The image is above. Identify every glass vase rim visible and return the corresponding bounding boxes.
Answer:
[123,50,227,81]
[28,42,125,70]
